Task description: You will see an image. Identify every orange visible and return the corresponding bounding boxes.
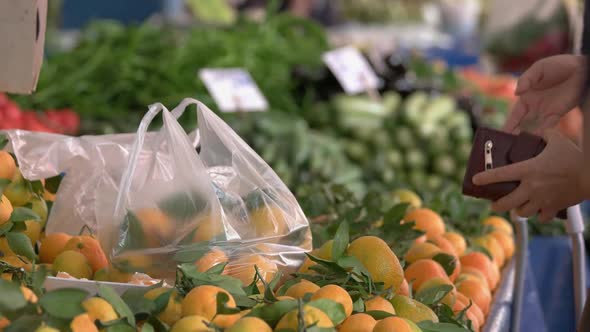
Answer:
[0,151,16,180]
[81,297,118,323]
[39,233,72,264]
[490,262,501,290]
[226,317,271,332]
[181,285,240,328]
[404,259,449,291]
[392,189,422,209]
[454,292,484,328]
[21,220,42,246]
[372,316,415,332]
[195,248,228,272]
[70,313,99,332]
[456,279,492,315]
[134,208,175,247]
[223,254,278,292]
[193,215,225,242]
[346,236,404,291]
[404,242,441,264]
[0,195,13,225]
[317,240,334,260]
[298,249,320,273]
[364,296,395,314]
[284,279,320,299]
[398,278,410,296]
[311,284,353,317]
[460,252,495,290]
[472,235,505,268]
[443,232,467,256]
[429,235,457,255]
[53,250,93,279]
[390,295,439,323]
[249,206,289,239]
[170,315,212,332]
[0,236,15,257]
[275,305,333,330]
[145,288,182,326]
[491,230,515,259]
[403,208,445,239]
[0,317,9,329]
[482,216,513,235]
[63,235,108,273]
[3,171,31,207]
[465,308,481,332]
[20,286,38,303]
[338,313,376,332]
[460,266,490,290]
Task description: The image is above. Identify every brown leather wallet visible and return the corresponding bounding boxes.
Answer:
[462,127,567,219]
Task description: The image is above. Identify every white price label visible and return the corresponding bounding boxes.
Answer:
[199,68,268,112]
[322,46,380,95]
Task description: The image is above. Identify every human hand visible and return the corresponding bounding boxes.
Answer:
[504,55,587,134]
[473,129,587,221]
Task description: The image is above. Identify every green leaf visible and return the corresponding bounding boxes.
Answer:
[431,253,458,277]
[44,175,62,194]
[365,310,395,320]
[119,211,145,250]
[158,191,204,221]
[206,261,227,275]
[0,179,11,197]
[6,232,36,261]
[4,314,43,332]
[9,207,40,222]
[0,279,27,312]
[415,284,454,306]
[0,135,7,150]
[331,222,349,261]
[153,290,174,315]
[177,263,246,296]
[0,222,14,236]
[29,180,44,196]
[216,292,241,315]
[247,299,298,327]
[417,321,471,332]
[383,203,410,225]
[308,299,346,325]
[39,288,88,319]
[146,316,169,332]
[99,284,136,326]
[141,322,155,332]
[472,246,493,261]
[105,322,137,332]
[173,243,210,263]
[352,297,364,313]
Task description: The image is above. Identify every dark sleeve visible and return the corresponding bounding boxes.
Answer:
[583,0,590,54]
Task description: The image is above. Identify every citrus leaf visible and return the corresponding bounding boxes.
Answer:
[331,221,349,261]
[99,284,136,326]
[431,253,457,277]
[152,290,172,315]
[472,245,493,261]
[0,179,11,197]
[383,203,410,225]
[352,297,364,313]
[146,316,169,332]
[178,263,246,296]
[216,292,241,315]
[44,175,62,194]
[308,299,346,325]
[205,261,227,275]
[414,284,453,305]
[105,322,136,332]
[141,322,155,332]
[247,299,298,327]
[173,243,210,263]
[119,211,145,250]
[39,288,88,319]
[0,221,13,236]
[4,314,42,332]
[6,232,36,261]
[8,207,40,222]
[0,279,27,312]
[0,135,7,150]
[365,310,395,320]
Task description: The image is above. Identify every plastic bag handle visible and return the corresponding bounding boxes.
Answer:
[114,102,170,217]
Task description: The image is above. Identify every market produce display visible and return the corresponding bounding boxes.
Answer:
[0,133,515,332]
[0,94,80,134]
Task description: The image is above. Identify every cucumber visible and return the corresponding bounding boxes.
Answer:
[382,91,402,114]
[423,95,456,123]
[409,171,426,189]
[387,150,404,169]
[403,91,429,122]
[426,175,444,191]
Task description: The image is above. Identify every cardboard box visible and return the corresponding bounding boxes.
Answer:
[0,0,47,94]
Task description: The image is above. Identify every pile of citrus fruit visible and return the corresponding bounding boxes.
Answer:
[0,138,515,332]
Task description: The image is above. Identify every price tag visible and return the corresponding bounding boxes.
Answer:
[199,69,268,112]
[322,46,380,95]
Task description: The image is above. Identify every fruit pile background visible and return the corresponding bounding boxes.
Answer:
[0,134,515,332]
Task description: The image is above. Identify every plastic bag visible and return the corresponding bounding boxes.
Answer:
[99,98,311,281]
[3,98,311,283]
